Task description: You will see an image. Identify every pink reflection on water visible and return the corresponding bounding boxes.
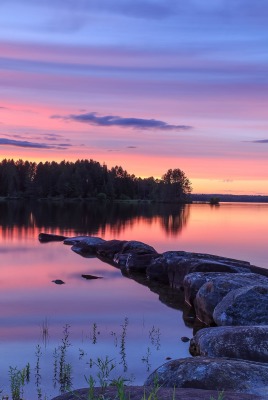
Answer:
[0,203,268,396]
[176,203,268,269]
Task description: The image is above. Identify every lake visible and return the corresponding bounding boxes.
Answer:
[0,201,268,398]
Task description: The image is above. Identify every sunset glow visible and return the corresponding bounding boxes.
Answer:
[1,1,268,194]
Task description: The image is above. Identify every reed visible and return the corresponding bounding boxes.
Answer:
[1,319,224,400]
[141,347,151,372]
[35,344,42,399]
[210,391,225,400]
[119,317,129,373]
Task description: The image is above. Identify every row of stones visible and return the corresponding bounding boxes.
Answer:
[64,235,268,327]
[39,233,268,397]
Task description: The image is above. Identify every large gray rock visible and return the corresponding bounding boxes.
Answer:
[96,240,127,261]
[147,251,251,288]
[249,264,268,279]
[64,236,105,246]
[122,252,159,273]
[213,284,268,326]
[68,237,105,257]
[190,326,268,362]
[194,273,268,325]
[144,357,268,396]
[118,240,156,255]
[183,272,230,306]
[113,240,158,272]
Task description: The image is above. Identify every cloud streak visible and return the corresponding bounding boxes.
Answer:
[0,138,71,150]
[251,139,268,143]
[52,112,192,131]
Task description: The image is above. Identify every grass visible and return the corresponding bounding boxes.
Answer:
[141,348,151,372]
[0,321,225,400]
[9,365,30,400]
[119,318,129,373]
[1,319,138,399]
[148,327,161,351]
[35,345,42,399]
[141,374,160,400]
[210,391,225,400]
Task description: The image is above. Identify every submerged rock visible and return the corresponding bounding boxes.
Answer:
[181,336,190,342]
[52,279,65,285]
[145,357,268,396]
[81,274,102,280]
[96,240,127,261]
[213,284,268,326]
[64,236,105,246]
[190,325,268,362]
[39,233,67,242]
[41,233,268,399]
[70,237,105,257]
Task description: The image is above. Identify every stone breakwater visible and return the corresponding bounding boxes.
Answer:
[39,233,268,398]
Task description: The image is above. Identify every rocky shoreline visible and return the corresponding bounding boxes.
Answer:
[52,386,265,400]
[39,233,268,398]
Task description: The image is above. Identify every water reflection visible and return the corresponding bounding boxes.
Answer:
[122,270,186,311]
[0,201,268,398]
[0,201,190,237]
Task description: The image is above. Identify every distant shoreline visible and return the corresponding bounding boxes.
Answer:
[1,194,268,204]
[191,194,268,203]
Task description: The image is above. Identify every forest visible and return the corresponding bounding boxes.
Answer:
[0,158,192,202]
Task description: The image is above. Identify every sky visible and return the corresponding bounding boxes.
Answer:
[0,0,268,195]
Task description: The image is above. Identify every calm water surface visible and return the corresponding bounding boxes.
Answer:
[0,201,267,398]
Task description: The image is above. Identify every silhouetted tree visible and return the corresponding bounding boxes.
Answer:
[0,159,192,202]
[161,168,192,202]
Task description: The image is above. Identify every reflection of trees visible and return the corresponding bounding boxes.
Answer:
[0,201,190,237]
[160,204,190,236]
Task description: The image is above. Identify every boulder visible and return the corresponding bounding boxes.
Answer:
[69,237,105,257]
[38,233,67,242]
[52,279,65,285]
[96,240,127,261]
[147,251,251,288]
[144,357,268,396]
[64,236,105,246]
[112,252,130,267]
[119,240,157,255]
[190,326,268,362]
[182,304,199,328]
[122,252,159,273]
[81,274,102,280]
[113,240,158,272]
[183,272,228,306]
[213,284,268,326]
[249,264,268,279]
[194,273,268,325]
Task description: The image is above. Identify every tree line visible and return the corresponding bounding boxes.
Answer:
[0,158,192,202]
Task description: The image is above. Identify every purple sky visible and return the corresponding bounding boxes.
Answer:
[0,0,268,194]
